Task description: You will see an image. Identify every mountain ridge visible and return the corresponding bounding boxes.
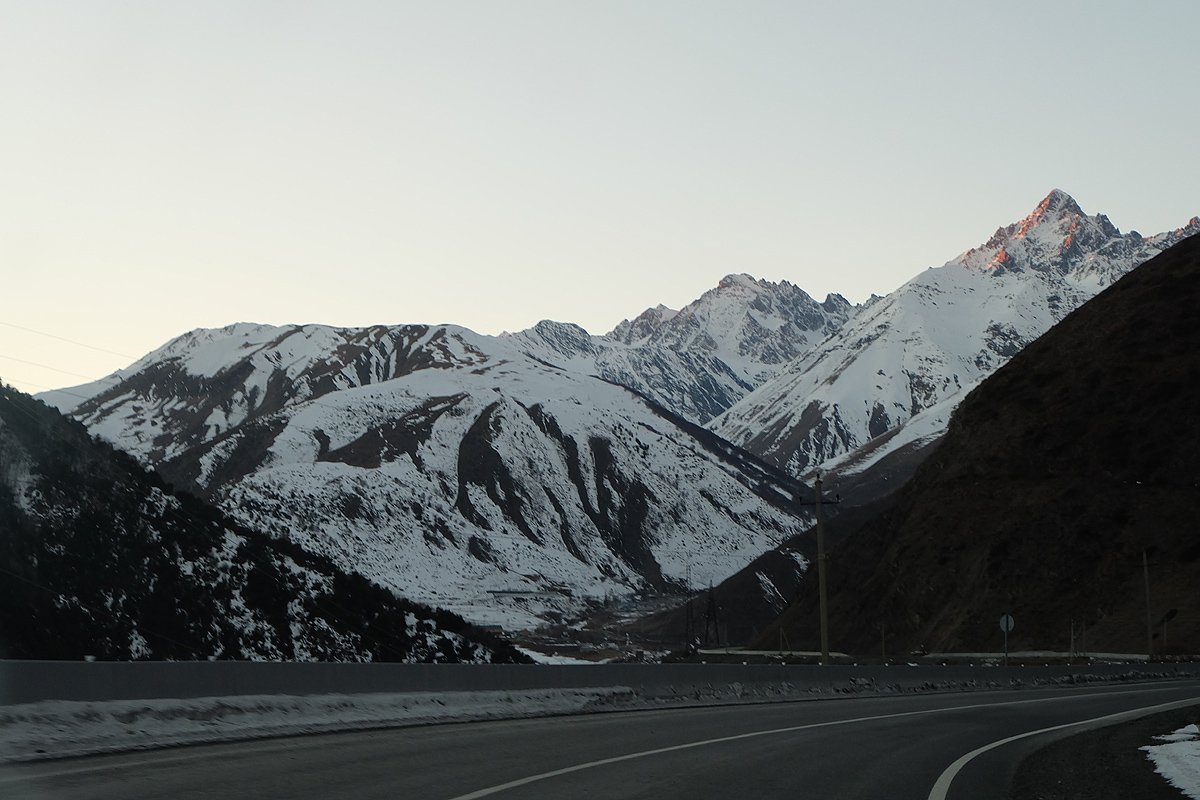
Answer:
[754,231,1200,655]
[42,325,813,631]
[710,190,1200,491]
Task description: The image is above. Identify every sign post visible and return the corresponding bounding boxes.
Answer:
[1000,614,1015,667]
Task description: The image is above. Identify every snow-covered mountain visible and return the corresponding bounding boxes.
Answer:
[0,384,527,662]
[43,324,810,631]
[710,190,1200,484]
[510,274,856,424]
[39,188,1197,633]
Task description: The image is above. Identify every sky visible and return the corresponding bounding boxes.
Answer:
[2,0,1197,396]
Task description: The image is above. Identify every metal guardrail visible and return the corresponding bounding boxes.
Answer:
[5,660,1200,707]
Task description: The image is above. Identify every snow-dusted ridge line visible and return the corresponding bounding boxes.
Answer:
[37,190,1198,631]
[507,273,861,424]
[710,191,1200,483]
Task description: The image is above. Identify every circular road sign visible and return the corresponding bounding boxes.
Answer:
[1000,614,1015,633]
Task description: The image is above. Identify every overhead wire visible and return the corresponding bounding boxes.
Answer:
[0,322,135,398]
[0,352,126,383]
[0,320,138,359]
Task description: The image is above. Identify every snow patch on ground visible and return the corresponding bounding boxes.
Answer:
[1144,724,1200,799]
[0,681,812,763]
[4,667,1195,764]
[513,647,597,665]
[0,689,634,763]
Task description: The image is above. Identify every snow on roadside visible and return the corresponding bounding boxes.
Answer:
[0,679,814,763]
[0,688,635,763]
[7,667,1195,764]
[1143,724,1200,799]
[513,647,598,665]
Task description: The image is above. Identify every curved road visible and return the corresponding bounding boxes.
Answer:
[4,681,1198,799]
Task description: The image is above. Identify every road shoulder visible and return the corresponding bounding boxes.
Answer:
[1010,705,1200,800]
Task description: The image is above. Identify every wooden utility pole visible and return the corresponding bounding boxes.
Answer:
[703,585,720,647]
[684,599,694,650]
[797,473,839,665]
[816,476,829,664]
[1143,549,1153,661]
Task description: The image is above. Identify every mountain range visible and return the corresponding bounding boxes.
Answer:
[509,273,856,423]
[38,190,1197,637]
[42,325,811,631]
[710,190,1200,496]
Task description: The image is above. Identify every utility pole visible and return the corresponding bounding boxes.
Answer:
[796,473,839,665]
[703,584,720,647]
[1143,549,1153,661]
[684,599,694,651]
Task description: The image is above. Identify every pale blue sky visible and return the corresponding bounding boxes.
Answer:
[2,1,1197,394]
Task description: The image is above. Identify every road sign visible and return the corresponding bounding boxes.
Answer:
[1000,614,1014,667]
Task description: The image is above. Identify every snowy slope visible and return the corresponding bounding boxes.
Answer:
[508,274,857,423]
[711,190,1200,480]
[0,385,526,663]
[44,324,810,631]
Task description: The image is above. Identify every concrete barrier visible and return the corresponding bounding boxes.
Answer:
[4,660,1200,707]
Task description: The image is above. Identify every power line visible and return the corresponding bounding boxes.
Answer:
[0,392,48,425]
[0,321,138,359]
[1,377,58,392]
[0,352,125,383]
[0,377,104,403]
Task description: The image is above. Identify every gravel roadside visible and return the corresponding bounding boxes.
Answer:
[1010,705,1200,800]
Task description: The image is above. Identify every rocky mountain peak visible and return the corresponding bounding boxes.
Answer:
[716,273,762,291]
[710,192,1198,495]
[607,304,678,345]
[1030,188,1083,220]
[821,293,854,315]
[947,191,1171,279]
[519,319,597,358]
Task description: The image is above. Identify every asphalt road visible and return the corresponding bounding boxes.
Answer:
[4,681,1198,799]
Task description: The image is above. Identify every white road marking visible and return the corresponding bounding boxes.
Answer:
[445,686,1192,799]
[926,696,1200,800]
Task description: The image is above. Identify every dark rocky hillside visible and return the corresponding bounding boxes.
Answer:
[752,233,1200,656]
[624,498,885,648]
[0,385,528,663]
